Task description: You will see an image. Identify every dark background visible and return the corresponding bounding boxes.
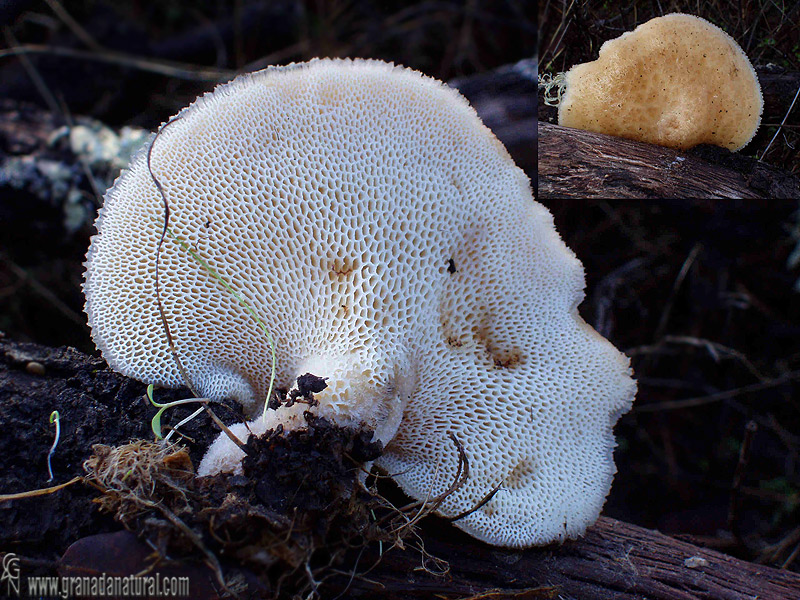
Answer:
[545,200,800,571]
[1,0,534,129]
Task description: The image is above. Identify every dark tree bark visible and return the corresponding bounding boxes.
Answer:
[537,68,800,199]
[538,121,800,199]
[57,516,800,599]
[324,516,800,599]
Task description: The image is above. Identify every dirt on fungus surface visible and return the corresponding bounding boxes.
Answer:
[0,338,395,597]
[80,414,387,598]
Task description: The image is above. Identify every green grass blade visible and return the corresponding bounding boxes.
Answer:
[152,218,278,419]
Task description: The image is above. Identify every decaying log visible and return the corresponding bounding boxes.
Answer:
[538,121,800,199]
[320,517,800,600]
[327,516,800,599]
[2,337,799,600]
[537,67,800,199]
[56,516,800,599]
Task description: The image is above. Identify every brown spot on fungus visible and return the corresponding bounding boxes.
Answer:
[506,459,537,490]
[491,347,522,369]
[329,257,356,278]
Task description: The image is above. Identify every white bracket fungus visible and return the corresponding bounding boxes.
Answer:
[83,58,636,548]
[555,14,763,151]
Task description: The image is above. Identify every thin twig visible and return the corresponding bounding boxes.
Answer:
[55,94,105,205]
[146,118,247,453]
[147,116,198,397]
[627,335,769,382]
[0,44,235,82]
[760,82,800,162]
[634,370,800,413]
[43,0,104,52]
[653,243,702,343]
[2,29,61,117]
[154,500,238,599]
[446,481,503,522]
[1,253,88,330]
[728,420,757,540]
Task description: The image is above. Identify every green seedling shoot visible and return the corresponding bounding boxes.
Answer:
[46,410,60,482]
[146,219,278,439]
[147,384,208,441]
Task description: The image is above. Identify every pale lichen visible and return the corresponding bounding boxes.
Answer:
[538,71,567,107]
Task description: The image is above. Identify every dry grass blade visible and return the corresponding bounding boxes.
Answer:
[760,83,800,162]
[82,441,193,516]
[0,476,81,501]
[374,432,469,536]
[83,440,237,597]
[447,481,503,523]
[145,118,246,451]
[146,115,197,397]
[42,0,103,53]
[0,253,87,330]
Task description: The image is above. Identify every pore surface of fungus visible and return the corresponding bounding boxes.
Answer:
[84,58,636,547]
[558,13,763,151]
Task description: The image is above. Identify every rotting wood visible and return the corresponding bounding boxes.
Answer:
[537,68,800,199]
[53,488,800,599]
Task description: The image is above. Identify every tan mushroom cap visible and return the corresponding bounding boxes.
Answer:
[558,13,763,151]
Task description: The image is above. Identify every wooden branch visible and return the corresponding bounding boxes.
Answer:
[538,121,800,199]
[537,68,800,199]
[333,516,800,600]
[57,516,800,599]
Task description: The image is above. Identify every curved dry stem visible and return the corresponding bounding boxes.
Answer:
[147,115,198,398]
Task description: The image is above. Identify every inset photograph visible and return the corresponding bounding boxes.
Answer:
[538,1,800,198]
